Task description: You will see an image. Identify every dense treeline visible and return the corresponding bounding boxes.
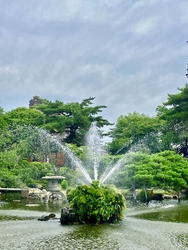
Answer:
[107,151,188,192]
[0,86,188,195]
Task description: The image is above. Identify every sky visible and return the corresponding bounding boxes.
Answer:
[0,0,188,129]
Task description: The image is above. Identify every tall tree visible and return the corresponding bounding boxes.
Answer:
[113,151,188,193]
[108,112,163,155]
[32,97,112,145]
[156,84,188,157]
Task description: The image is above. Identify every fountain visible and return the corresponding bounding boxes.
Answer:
[4,123,127,222]
[1,126,188,247]
[7,122,128,186]
[35,123,127,223]
[38,122,128,185]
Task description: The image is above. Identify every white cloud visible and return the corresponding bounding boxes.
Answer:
[31,0,123,23]
[0,65,20,75]
[0,0,187,126]
[132,17,159,35]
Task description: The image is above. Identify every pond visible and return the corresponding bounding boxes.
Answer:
[0,199,187,250]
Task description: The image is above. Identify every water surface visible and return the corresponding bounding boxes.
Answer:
[0,200,187,250]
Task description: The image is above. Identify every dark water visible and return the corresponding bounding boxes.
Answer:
[134,202,188,223]
[0,200,187,250]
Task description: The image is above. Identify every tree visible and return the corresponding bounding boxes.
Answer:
[151,151,188,193]
[0,146,52,188]
[114,151,188,193]
[0,108,8,130]
[0,126,54,188]
[157,84,188,157]
[108,112,163,155]
[4,107,45,126]
[32,97,112,145]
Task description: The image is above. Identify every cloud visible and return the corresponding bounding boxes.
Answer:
[0,65,20,75]
[0,0,187,128]
[132,17,159,35]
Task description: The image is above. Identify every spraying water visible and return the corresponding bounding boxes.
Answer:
[9,123,132,185]
[99,157,126,184]
[43,123,132,184]
[37,123,126,184]
[39,129,92,184]
[85,122,102,181]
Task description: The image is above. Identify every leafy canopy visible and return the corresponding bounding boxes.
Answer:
[108,112,162,154]
[31,97,112,145]
[114,151,188,191]
[67,181,125,223]
[157,84,188,157]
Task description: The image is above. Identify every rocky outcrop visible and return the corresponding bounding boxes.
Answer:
[38,213,56,221]
[151,193,178,201]
[28,188,67,204]
[60,207,80,225]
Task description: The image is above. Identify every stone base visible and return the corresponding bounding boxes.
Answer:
[60,207,80,225]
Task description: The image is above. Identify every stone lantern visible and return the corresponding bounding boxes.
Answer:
[42,175,65,192]
[42,175,66,202]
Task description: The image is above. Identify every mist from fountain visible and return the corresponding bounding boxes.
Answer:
[38,129,93,184]
[99,156,127,184]
[85,122,103,181]
[10,123,130,185]
[38,122,129,185]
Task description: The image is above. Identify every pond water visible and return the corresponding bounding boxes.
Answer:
[0,199,187,250]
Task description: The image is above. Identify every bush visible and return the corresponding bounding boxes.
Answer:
[67,181,126,223]
[137,189,153,203]
[61,179,68,190]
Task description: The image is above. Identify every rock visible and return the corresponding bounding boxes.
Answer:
[163,194,173,199]
[151,193,164,201]
[48,213,56,219]
[60,207,79,225]
[38,215,50,221]
[38,213,56,221]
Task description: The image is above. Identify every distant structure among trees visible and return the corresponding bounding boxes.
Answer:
[29,96,43,107]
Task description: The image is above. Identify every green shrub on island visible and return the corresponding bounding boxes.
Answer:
[67,181,126,223]
[61,179,68,190]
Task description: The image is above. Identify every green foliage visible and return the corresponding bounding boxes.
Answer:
[0,116,8,130]
[19,161,52,187]
[66,144,85,161]
[156,84,188,157]
[4,107,45,126]
[0,192,21,201]
[0,144,52,188]
[67,181,126,223]
[61,179,68,190]
[0,107,8,130]
[108,112,163,155]
[32,97,112,145]
[1,94,188,195]
[57,166,80,187]
[137,189,153,203]
[114,151,188,192]
[158,84,188,122]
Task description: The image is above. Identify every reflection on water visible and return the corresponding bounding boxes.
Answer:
[0,199,64,213]
[0,200,188,250]
[133,201,188,223]
[134,205,188,223]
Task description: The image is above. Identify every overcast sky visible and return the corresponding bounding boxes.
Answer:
[0,0,187,127]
